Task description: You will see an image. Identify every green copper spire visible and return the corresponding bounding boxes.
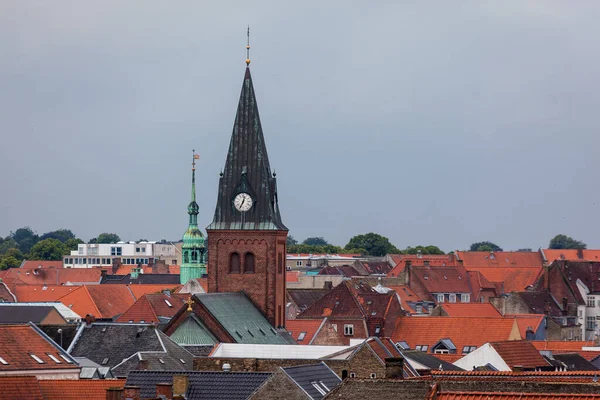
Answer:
[181,150,206,284]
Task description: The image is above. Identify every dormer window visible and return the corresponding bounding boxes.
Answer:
[437,294,445,303]
[449,294,456,303]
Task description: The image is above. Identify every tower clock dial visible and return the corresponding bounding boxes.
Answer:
[234,192,253,212]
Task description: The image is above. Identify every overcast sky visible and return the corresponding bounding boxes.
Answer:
[1,1,599,251]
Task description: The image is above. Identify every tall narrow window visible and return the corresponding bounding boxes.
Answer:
[244,252,255,273]
[191,250,198,262]
[183,251,189,264]
[278,253,283,274]
[230,253,240,273]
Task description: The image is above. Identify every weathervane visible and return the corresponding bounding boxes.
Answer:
[246,26,251,66]
[192,149,199,170]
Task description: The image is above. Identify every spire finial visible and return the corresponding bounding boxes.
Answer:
[191,150,199,203]
[192,149,196,171]
[246,26,251,66]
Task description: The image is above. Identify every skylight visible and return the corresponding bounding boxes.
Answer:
[164,299,173,307]
[47,354,61,364]
[30,354,44,364]
[159,359,165,364]
[180,359,186,364]
[0,356,8,365]
[102,358,109,365]
[59,354,73,363]
[311,381,327,396]
[298,332,306,341]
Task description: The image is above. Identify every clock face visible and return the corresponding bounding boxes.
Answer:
[234,192,253,212]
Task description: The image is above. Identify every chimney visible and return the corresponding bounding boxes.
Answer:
[84,314,96,326]
[153,259,168,274]
[525,326,535,340]
[148,257,155,267]
[123,386,141,400]
[323,281,333,290]
[173,376,189,397]
[112,258,122,275]
[106,387,124,400]
[577,248,584,260]
[101,269,107,279]
[405,263,411,286]
[562,297,568,315]
[131,267,140,280]
[384,358,404,379]
[138,359,149,370]
[156,383,173,399]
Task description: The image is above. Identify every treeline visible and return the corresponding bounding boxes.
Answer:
[0,227,121,269]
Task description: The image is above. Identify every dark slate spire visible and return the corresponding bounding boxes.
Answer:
[207,67,287,231]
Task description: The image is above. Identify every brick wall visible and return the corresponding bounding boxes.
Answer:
[248,369,307,400]
[312,322,344,345]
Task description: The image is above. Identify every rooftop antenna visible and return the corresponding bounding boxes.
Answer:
[246,26,251,66]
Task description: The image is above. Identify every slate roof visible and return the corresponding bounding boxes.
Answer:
[116,293,189,323]
[318,265,364,277]
[438,303,501,317]
[196,292,290,345]
[392,317,521,353]
[552,353,599,371]
[0,323,78,371]
[126,370,272,400]
[490,340,549,369]
[0,376,44,400]
[208,66,286,231]
[399,349,463,371]
[287,289,331,313]
[0,304,65,324]
[281,362,341,400]
[101,274,181,285]
[37,379,126,400]
[68,323,191,370]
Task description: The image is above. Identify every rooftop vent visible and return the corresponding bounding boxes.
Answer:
[222,363,231,372]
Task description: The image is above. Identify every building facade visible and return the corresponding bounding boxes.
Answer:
[63,242,179,268]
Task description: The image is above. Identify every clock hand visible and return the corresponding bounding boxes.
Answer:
[241,198,245,206]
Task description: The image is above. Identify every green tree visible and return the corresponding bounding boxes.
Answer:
[287,244,345,254]
[0,238,18,255]
[516,248,533,252]
[11,227,40,253]
[302,237,329,246]
[287,235,298,246]
[40,229,76,243]
[96,233,121,244]
[28,239,66,261]
[345,233,400,256]
[470,241,503,252]
[404,245,445,255]
[64,238,84,252]
[549,234,587,250]
[0,255,21,270]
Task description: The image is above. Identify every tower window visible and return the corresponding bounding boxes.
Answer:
[183,251,189,264]
[192,250,198,262]
[230,253,240,273]
[278,253,283,274]
[244,252,255,273]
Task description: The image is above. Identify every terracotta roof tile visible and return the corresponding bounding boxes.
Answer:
[0,268,104,291]
[128,284,182,299]
[318,265,363,277]
[298,281,373,319]
[435,391,600,399]
[456,251,544,268]
[542,249,600,263]
[464,267,543,293]
[286,318,325,344]
[116,293,189,323]
[392,317,521,352]
[490,340,549,369]
[14,285,78,302]
[21,260,64,269]
[439,303,501,317]
[0,324,77,371]
[286,271,299,283]
[387,254,458,277]
[530,341,596,351]
[57,285,136,319]
[0,376,43,400]
[505,315,545,338]
[361,261,393,275]
[386,285,424,313]
[38,379,126,400]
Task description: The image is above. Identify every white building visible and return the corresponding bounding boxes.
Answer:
[63,241,179,268]
[575,279,600,341]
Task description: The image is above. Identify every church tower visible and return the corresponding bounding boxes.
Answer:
[180,152,207,284]
[207,41,288,328]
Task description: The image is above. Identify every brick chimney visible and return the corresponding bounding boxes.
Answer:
[156,383,173,399]
[173,375,189,397]
[384,357,404,379]
[123,386,140,400]
[525,326,535,340]
[153,259,168,274]
[84,314,96,326]
[323,281,333,290]
[106,387,124,400]
[138,359,149,370]
[112,258,122,275]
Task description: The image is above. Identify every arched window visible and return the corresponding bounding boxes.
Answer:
[191,250,198,262]
[244,252,255,273]
[183,251,189,264]
[230,253,240,273]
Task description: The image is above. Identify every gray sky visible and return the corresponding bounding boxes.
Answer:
[1,1,599,252]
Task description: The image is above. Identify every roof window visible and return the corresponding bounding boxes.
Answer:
[102,358,109,365]
[164,300,173,308]
[30,354,45,364]
[101,327,107,333]
[180,359,186,364]
[415,345,428,352]
[159,359,165,364]
[59,354,73,364]
[311,381,328,396]
[298,332,306,341]
[0,356,8,365]
[47,354,61,364]
[258,328,266,336]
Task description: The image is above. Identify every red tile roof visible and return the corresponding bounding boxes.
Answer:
[298,281,374,319]
[286,271,300,283]
[439,303,501,317]
[0,283,16,302]
[386,285,423,313]
[21,260,64,269]
[431,369,600,379]
[530,341,598,352]
[435,391,600,399]
[38,379,126,400]
[456,251,544,268]
[286,318,325,344]
[128,284,182,299]
[392,317,521,352]
[542,249,600,263]
[116,293,189,323]
[463,267,543,293]
[490,340,549,369]
[0,324,77,371]
[14,285,78,302]
[57,285,136,319]
[0,376,43,400]
[0,268,103,291]
[387,254,458,277]
[505,315,545,338]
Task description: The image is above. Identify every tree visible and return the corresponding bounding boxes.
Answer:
[549,234,587,250]
[470,241,503,252]
[40,229,76,243]
[11,227,39,253]
[96,233,121,244]
[0,238,18,255]
[404,245,445,255]
[28,239,66,261]
[287,236,298,246]
[345,233,400,256]
[0,255,21,270]
[302,237,329,246]
[64,238,84,252]
[516,248,533,252]
[287,244,345,254]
